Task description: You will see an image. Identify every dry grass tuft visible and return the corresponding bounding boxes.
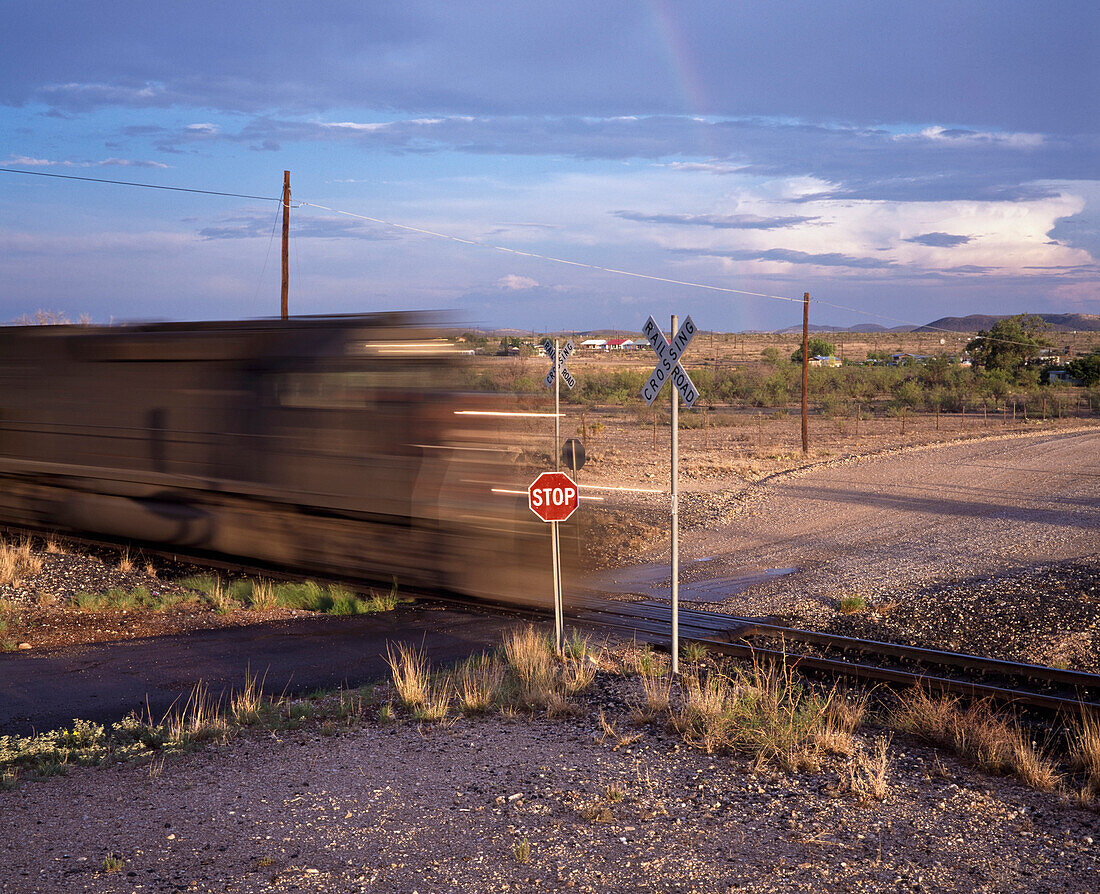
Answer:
[503,626,557,708]
[892,688,1059,790]
[0,538,43,586]
[1069,710,1100,795]
[630,664,672,724]
[844,736,892,802]
[117,549,134,573]
[248,579,278,611]
[162,683,229,748]
[386,643,431,711]
[669,659,834,771]
[455,653,504,714]
[597,710,642,750]
[44,536,65,555]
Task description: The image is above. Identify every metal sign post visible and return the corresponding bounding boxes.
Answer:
[543,338,575,470]
[640,313,697,675]
[529,471,579,653]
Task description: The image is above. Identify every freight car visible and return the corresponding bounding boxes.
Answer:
[0,315,551,604]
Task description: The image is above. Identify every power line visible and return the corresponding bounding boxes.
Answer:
[297,201,805,306]
[0,167,279,202]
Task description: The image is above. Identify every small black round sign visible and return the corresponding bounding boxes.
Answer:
[561,438,586,472]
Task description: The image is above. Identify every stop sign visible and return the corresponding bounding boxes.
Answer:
[528,471,579,522]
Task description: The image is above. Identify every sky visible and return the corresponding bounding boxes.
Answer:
[1,1,1097,333]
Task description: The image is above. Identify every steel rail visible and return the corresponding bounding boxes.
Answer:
[5,521,1099,712]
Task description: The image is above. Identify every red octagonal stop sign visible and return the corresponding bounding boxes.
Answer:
[528,471,579,522]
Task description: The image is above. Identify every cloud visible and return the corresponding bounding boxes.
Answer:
[135,113,1098,204]
[497,274,539,290]
[3,4,1096,133]
[198,213,394,241]
[2,155,169,168]
[613,210,819,230]
[679,247,897,270]
[904,232,972,247]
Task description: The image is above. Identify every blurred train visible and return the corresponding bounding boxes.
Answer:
[0,314,556,604]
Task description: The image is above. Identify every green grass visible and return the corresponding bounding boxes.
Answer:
[70,587,192,611]
[176,575,406,615]
[837,592,869,614]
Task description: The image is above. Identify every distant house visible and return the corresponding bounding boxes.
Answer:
[606,338,634,350]
[889,352,931,366]
[1047,369,1082,385]
[807,355,841,368]
[581,339,607,350]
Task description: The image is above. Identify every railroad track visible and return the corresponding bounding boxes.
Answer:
[566,596,1100,713]
[6,522,1100,713]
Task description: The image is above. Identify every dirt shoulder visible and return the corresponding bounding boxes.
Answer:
[2,667,1098,894]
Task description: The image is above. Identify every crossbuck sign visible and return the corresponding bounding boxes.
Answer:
[542,338,575,390]
[640,315,698,407]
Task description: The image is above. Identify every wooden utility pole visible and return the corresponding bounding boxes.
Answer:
[281,170,291,320]
[801,292,809,454]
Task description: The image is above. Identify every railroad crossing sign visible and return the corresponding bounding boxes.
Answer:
[542,338,575,390]
[528,471,579,522]
[640,315,698,407]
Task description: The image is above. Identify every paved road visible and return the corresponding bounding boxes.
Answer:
[0,604,530,736]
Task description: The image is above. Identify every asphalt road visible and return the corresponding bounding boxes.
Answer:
[0,603,529,736]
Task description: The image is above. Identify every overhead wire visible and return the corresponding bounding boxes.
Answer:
[0,166,280,202]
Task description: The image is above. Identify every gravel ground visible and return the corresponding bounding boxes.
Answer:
[588,428,1100,670]
[3,426,1100,892]
[2,672,1099,894]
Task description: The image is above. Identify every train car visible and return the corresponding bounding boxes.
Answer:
[0,314,551,604]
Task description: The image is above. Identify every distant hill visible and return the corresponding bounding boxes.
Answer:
[915,313,1100,333]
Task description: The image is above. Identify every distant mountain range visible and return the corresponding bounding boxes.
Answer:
[914,313,1100,333]
[776,313,1100,335]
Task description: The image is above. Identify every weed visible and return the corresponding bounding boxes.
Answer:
[70,587,188,612]
[603,784,624,802]
[44,537,64,555]
[117,550,134,573]
[670,659,833,771]
[837,592,869,614]
[102,853,124,873]
[681,641,708,664]
[413,685,451,723]
[377,702,395,724]
[512,837,531,864]
[0,538,42,586]
[248,579,278,611]
[563,631,590,660]
[630,664,671,724]
[597,710,642,751]
[844,737,892,802]
[560,655,596,695]
[455,653,504,714]
[208,582,238,615]
[1069,710,1100,794]
[387,643,430,711]
[892,688,1059,790]
[503,626,557,708]
[228,669,266,725]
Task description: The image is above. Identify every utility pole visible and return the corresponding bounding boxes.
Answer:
[281,170,291,321]
[801,292,809,454]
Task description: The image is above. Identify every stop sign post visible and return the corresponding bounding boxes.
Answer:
[529,471,578,652]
